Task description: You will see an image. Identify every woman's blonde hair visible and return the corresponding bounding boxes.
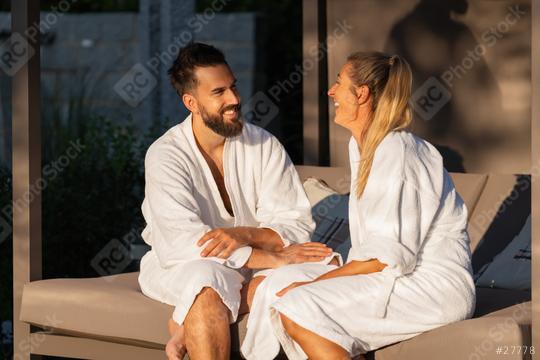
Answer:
[346,51,413,197]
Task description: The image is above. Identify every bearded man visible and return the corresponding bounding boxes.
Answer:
[138,42,335,360]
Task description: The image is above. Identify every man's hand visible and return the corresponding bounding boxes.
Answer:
[198,227,255,259]
[274,242,333,267]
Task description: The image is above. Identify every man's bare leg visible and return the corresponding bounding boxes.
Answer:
[166,277,266,360]
[166,318,186,360]
[184,287,231,360]
[280,312,358,360]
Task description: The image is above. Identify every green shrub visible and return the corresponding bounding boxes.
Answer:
[42,115,170,278]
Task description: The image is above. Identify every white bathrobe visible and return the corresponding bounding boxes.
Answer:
[138,114,315,325]
[242,131,476,359]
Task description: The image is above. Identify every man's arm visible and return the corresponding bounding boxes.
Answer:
[197,227,285,257]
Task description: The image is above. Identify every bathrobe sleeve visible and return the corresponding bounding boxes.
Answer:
[143,151,252,269]
[351,177,441,276]
[255,136,315,247]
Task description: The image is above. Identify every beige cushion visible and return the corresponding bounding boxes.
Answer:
[21,272,531,358]
[374,302,531,360]
[302,177,339,205]
[468,175,530,271]
[296,166,487,221]
[20,272,249,349]
[296,165,349,194]
[448,173,488,222]
[20,273,172,346]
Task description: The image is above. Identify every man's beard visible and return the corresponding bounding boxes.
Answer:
[200,104,243,138]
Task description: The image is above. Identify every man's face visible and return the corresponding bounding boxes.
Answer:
[192,64,242,137]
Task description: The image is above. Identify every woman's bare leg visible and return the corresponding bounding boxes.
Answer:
[239,276,266,314]
[165,276,266,359]
[279,313,353,360]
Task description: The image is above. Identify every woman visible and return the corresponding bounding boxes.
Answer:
[241,52,476,360]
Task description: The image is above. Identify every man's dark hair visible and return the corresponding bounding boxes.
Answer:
[168,42,228,96]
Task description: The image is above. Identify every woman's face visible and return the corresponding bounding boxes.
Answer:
[327,63,362,131]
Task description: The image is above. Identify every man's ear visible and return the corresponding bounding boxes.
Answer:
[355,85,371,105]
[182,93,198,113]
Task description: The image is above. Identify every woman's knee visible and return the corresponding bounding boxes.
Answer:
[279,312,299,335]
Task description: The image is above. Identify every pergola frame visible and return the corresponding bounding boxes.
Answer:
[10,0,540,359]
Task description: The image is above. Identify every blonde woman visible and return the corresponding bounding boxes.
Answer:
[242,52,476,360]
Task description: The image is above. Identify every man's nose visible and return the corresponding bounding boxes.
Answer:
[225,88,240,105]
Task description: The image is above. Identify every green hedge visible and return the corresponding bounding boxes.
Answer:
[0,115,171,356]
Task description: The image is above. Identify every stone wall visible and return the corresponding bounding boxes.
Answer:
[0,8,258,164]
[326,0,531,174]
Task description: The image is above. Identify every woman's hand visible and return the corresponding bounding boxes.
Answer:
[276,281,313,297]
[274,242,333,267]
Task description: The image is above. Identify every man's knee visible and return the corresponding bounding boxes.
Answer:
[194,286,225,307]
[187,260,243,287]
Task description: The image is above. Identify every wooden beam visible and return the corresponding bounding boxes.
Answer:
[532,0,539,358]
[29,333,164,360]
[302,0,329,165]
[11,0,42,359]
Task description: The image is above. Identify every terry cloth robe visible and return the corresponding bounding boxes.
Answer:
[138,114,315,325]
[252,132,476,359]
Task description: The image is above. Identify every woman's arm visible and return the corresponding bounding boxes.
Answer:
[315,259,387,281]
[276,259,386,296]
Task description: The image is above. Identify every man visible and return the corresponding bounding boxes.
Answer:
[138,42,334,360]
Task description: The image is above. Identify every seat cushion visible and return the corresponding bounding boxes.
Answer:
[373,301,531,360]
[20,272,173,346]
[20,272,250,349]
[21,273,532,360]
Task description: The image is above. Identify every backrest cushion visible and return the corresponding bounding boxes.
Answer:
[468,174,531,273]
[302,178,351,261]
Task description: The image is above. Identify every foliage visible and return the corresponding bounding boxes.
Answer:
[41,114,169,278]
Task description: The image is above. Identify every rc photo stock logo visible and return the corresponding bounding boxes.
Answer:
[90,238,132,279]
[409,76,452,122]
[0,32,35,76]
[113,63,158,107]
[242,91,279,128]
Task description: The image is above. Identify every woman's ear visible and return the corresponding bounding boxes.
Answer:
[355,85,371,105]
[182,93,198,114]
